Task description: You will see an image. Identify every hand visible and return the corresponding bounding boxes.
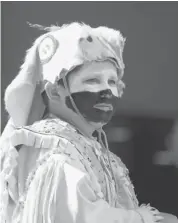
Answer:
[160,212,178,223]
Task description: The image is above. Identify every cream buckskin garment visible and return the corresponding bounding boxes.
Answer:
[1,115,159,223]
[0,22,163,223]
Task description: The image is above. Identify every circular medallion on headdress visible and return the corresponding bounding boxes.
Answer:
[38,35,58,64]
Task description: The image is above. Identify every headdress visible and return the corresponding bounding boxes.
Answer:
[4,22,126,127]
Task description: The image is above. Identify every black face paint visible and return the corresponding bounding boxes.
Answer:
[65,89,118,124]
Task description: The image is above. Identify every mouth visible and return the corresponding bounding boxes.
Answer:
[93,103,113,111]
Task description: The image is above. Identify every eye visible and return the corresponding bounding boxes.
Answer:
[84,78,100,84]
[108,79,117,85]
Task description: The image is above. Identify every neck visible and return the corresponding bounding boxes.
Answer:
[48,105,96,139]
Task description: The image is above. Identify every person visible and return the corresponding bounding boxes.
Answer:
[0,22,177,223]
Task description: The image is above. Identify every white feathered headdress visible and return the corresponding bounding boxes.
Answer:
[4,22,126,127]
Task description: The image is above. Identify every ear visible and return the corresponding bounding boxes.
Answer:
[44,82,61,102]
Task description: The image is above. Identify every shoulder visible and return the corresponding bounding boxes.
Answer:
[2,118,87,170]
[9,118,77,150]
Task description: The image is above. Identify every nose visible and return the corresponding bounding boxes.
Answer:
[99,80,116,96]
[99,89,113,99]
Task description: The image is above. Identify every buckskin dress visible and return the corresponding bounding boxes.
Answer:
[1,116,154,223]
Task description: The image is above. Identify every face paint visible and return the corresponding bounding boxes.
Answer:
[65,89,118,124]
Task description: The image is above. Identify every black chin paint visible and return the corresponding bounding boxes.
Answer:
[65,89,118,124]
